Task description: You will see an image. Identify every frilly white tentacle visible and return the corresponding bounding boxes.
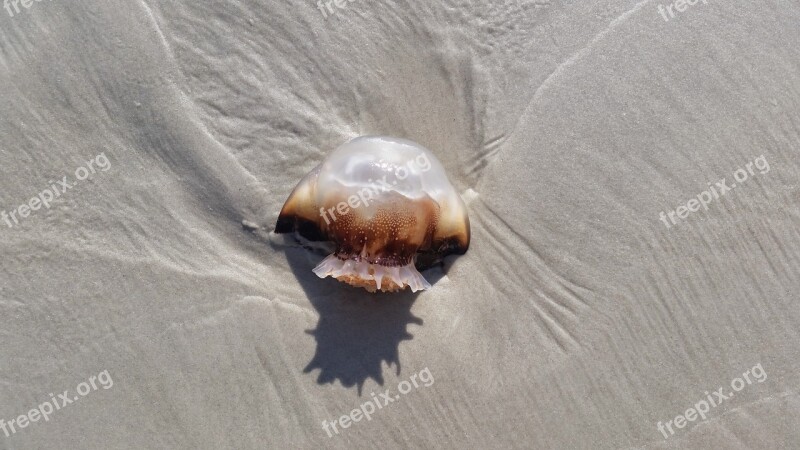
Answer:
[313,254,432,293]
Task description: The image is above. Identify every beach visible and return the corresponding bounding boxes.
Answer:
[0,0,798,448]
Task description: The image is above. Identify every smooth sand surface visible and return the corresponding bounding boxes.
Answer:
[1,0,798,448]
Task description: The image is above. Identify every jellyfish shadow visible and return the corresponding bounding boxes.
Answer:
[278,244,444,394]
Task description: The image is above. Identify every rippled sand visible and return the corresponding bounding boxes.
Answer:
[1,0,798,448]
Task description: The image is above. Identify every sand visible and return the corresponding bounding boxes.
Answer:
[0,0,798,448]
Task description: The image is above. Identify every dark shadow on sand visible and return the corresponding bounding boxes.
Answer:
[277,244,445,395]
